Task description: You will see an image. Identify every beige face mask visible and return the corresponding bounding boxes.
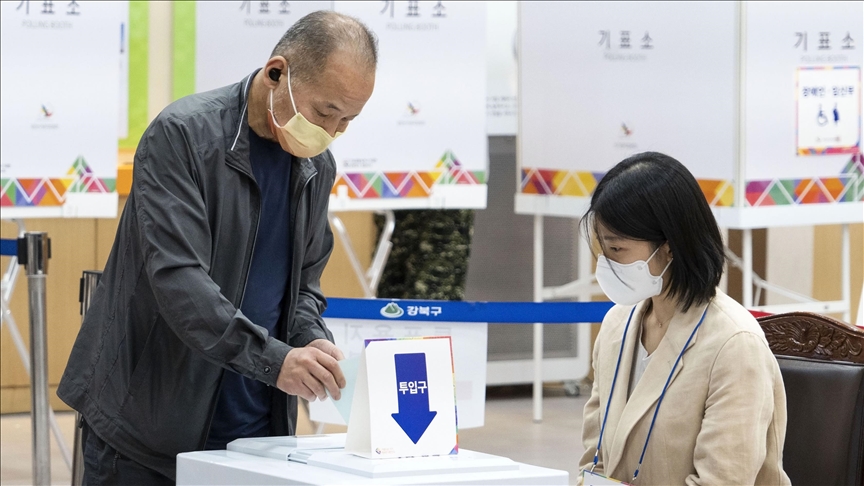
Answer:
[268,67,342,158]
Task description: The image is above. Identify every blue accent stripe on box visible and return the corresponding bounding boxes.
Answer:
[323,298,614,323]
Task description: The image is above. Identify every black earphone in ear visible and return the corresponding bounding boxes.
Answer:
[268,68,280,82]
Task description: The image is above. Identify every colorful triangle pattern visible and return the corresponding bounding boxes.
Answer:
[331,150,486,199]
[1,156,116,207]
[745,153,863,206]
[520,154,863,208]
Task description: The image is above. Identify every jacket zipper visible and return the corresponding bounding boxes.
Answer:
[286,171,317,328]
[282,169,316,435]
[238,184,262,310]
[200,176,261,450]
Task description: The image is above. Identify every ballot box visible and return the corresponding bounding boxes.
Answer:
[176,434,568,485]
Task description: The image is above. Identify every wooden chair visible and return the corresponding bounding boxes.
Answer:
[758,312,864,486]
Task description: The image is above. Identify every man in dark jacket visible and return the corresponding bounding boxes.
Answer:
[57,11,377,484]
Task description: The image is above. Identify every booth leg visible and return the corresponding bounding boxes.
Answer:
[367,210,395,295]
[533,215,544,424]
[841,224,851,323]
[742,228,753,308]
[576,227,594,395]
[857,285,864,329]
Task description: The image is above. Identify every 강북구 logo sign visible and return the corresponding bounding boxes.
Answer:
[380,302,404,318]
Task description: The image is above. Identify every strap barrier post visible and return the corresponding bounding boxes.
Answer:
[19,232,52,486]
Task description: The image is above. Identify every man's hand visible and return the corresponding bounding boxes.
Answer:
[277,346,346,402]
[306,339,345,361]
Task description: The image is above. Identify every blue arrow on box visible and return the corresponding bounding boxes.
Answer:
[391,353,437,444]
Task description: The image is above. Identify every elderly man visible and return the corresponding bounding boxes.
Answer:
[57,11,376,484]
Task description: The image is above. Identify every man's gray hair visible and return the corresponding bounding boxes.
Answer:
[271,11,378,86]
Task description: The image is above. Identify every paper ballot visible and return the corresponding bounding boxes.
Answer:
[323,357,361,423]
[226,434,346,461]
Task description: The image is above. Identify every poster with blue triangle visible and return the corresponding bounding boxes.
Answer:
[345,336,458,459]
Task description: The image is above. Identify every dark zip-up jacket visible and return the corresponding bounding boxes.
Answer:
[57,71,335,480]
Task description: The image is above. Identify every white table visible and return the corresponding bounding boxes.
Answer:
[176,448,568,485]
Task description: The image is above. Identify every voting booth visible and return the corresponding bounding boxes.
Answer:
[517,1,862,308]
[1,1,124,218]
[516,1,863,420]
[517,1,862,225]
[486,1,518,136]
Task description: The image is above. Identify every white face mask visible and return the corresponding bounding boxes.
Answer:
[595,246,672,306]
[268,67,342,158]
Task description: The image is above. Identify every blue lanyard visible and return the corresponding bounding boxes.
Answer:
[591,305,709,483]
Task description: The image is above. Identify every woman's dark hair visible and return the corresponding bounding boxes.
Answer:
[581,152,725,311]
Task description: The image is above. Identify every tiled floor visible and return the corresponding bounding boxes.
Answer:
[1,386,587,485]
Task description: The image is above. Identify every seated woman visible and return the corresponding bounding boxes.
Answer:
[579,152,789,485]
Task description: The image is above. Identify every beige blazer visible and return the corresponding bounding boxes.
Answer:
[579,290,790,485]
